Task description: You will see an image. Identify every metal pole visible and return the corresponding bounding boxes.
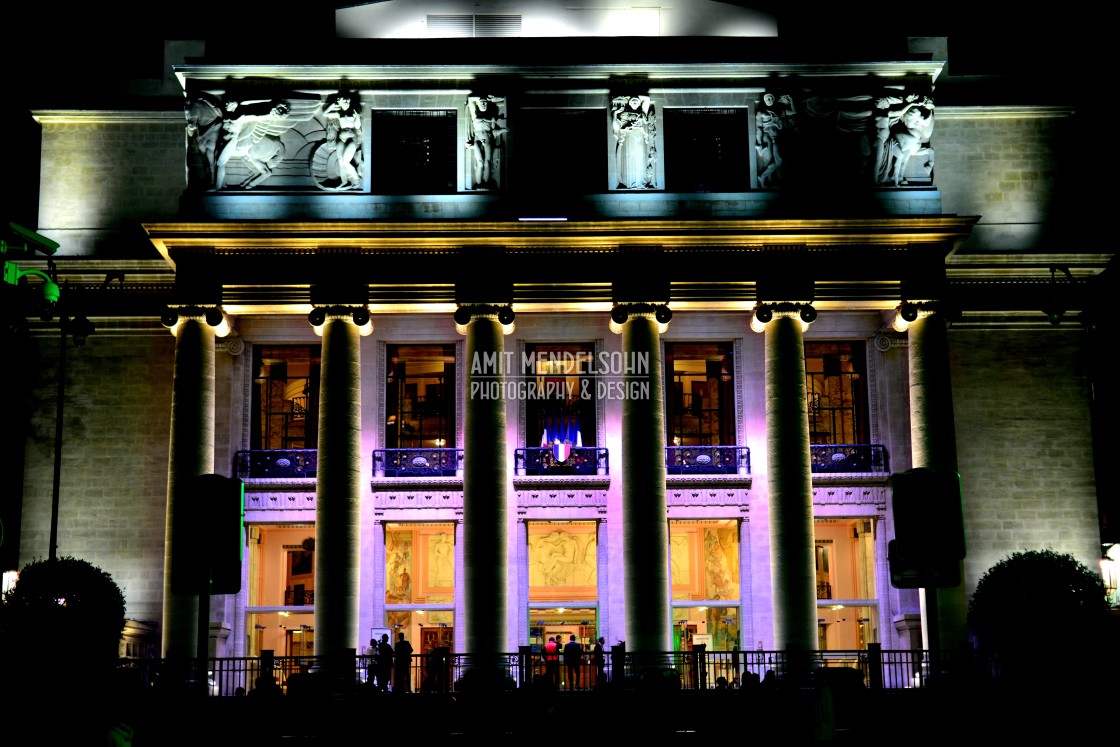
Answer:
[48,315,67,561]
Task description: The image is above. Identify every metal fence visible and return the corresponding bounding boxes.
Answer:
[113,646,995,697]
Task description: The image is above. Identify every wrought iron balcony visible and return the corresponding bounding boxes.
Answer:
[665,446,751,475]
[817,582,833,599]
[515,447,609,476]
[235,449,318,479]
[373,448,463,477]
[810,444,887,473]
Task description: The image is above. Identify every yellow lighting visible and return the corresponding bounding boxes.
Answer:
[891,311,910,333]
[749,314,768,334]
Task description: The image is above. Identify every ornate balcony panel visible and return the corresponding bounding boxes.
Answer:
[236,449,318,479]
[665,445,751,475]
[373,448,463,478]
[515,447,609,477]
[810,444,887,474]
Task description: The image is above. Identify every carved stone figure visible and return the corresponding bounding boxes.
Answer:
[214,98,321,190]
[612,95,657,189]
[755,92,795,187]
[886,95,935,186]
[184,92,227,189]
[871,94,905,184]
[313,92,363,191]
[466,95,508,190]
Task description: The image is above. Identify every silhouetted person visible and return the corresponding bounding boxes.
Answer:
[761,669,777,689]
[544,636,560,688]
[285,664,313,701]
[593,637,607,689]
[563,635,584,690]
[394,632,414,693]
[248,674,284,702]
[377,633,394,692]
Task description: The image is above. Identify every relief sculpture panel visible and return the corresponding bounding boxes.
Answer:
[185,90,366,192]
[753,84,935,189]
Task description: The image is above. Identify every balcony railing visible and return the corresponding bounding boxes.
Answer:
[665,445,751,475]
[373,448,463,477]
[235,449,317,479]
[114,646,997,697]
[810,444,887,473]
[515,446,609,476]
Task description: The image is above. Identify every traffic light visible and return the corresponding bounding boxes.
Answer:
[888,468,965,589]
[170,474,244,595]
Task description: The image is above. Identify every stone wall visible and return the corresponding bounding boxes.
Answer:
[20,332,175,624]
[34,113,185,255]
[949,327,1100,596]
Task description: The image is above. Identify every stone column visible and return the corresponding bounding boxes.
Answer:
[596,517,609,642]
[314,312,362,660]
[737,516,753,650]
[907,311,968,651]
[371,518,385,633]
[617,308,670,654]
[760,308,817,659]
[161,317,215,659]
[460,307,510,678]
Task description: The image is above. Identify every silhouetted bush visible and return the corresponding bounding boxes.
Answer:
[1,556,126,671]
[968,549,1107,681]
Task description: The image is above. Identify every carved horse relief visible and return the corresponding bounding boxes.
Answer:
[213,97,323,190]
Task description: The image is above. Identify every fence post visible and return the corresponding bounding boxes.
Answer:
[867,642,882,690]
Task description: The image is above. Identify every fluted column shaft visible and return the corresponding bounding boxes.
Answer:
[907,313,968,650]
[621,314,670,653]
[463,315,508,661]
[314,317,362,659]
[765,314,817,655]
[161,319,215,658]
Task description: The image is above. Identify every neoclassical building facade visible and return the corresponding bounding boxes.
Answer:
[4,1,1113,675]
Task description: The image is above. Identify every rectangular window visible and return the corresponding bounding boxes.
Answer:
[670,519,740,602]
[815,518,879,650]
[386,344,456,449]
[528,521,598,602]
[805,341,869,445]
[251,346,320,450]
[664,108,751,192]
[370,110,458,194]
[512,109,603,197]
[385,523,456,605]
[670,517,742,654]
[665,342,735,446]
[524,342,597,450]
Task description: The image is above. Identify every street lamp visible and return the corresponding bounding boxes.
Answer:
[48,299,95,561]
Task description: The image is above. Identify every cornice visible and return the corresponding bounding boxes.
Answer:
[32,111,184,124]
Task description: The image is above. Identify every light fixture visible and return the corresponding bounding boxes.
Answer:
[1101,547,1117,598]
[70,316,95,347]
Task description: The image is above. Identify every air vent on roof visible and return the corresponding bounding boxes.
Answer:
[427,14,522,37]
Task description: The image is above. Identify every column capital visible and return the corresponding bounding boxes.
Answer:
[161,304,233,337]
[454,303,515,335]
[609,302,672,334]
[308,304,372,335]
[890,300,958,333]
[749,301,816,333]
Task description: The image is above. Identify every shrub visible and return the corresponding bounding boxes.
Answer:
[1,556,127,669]
[968,549,1107,678]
